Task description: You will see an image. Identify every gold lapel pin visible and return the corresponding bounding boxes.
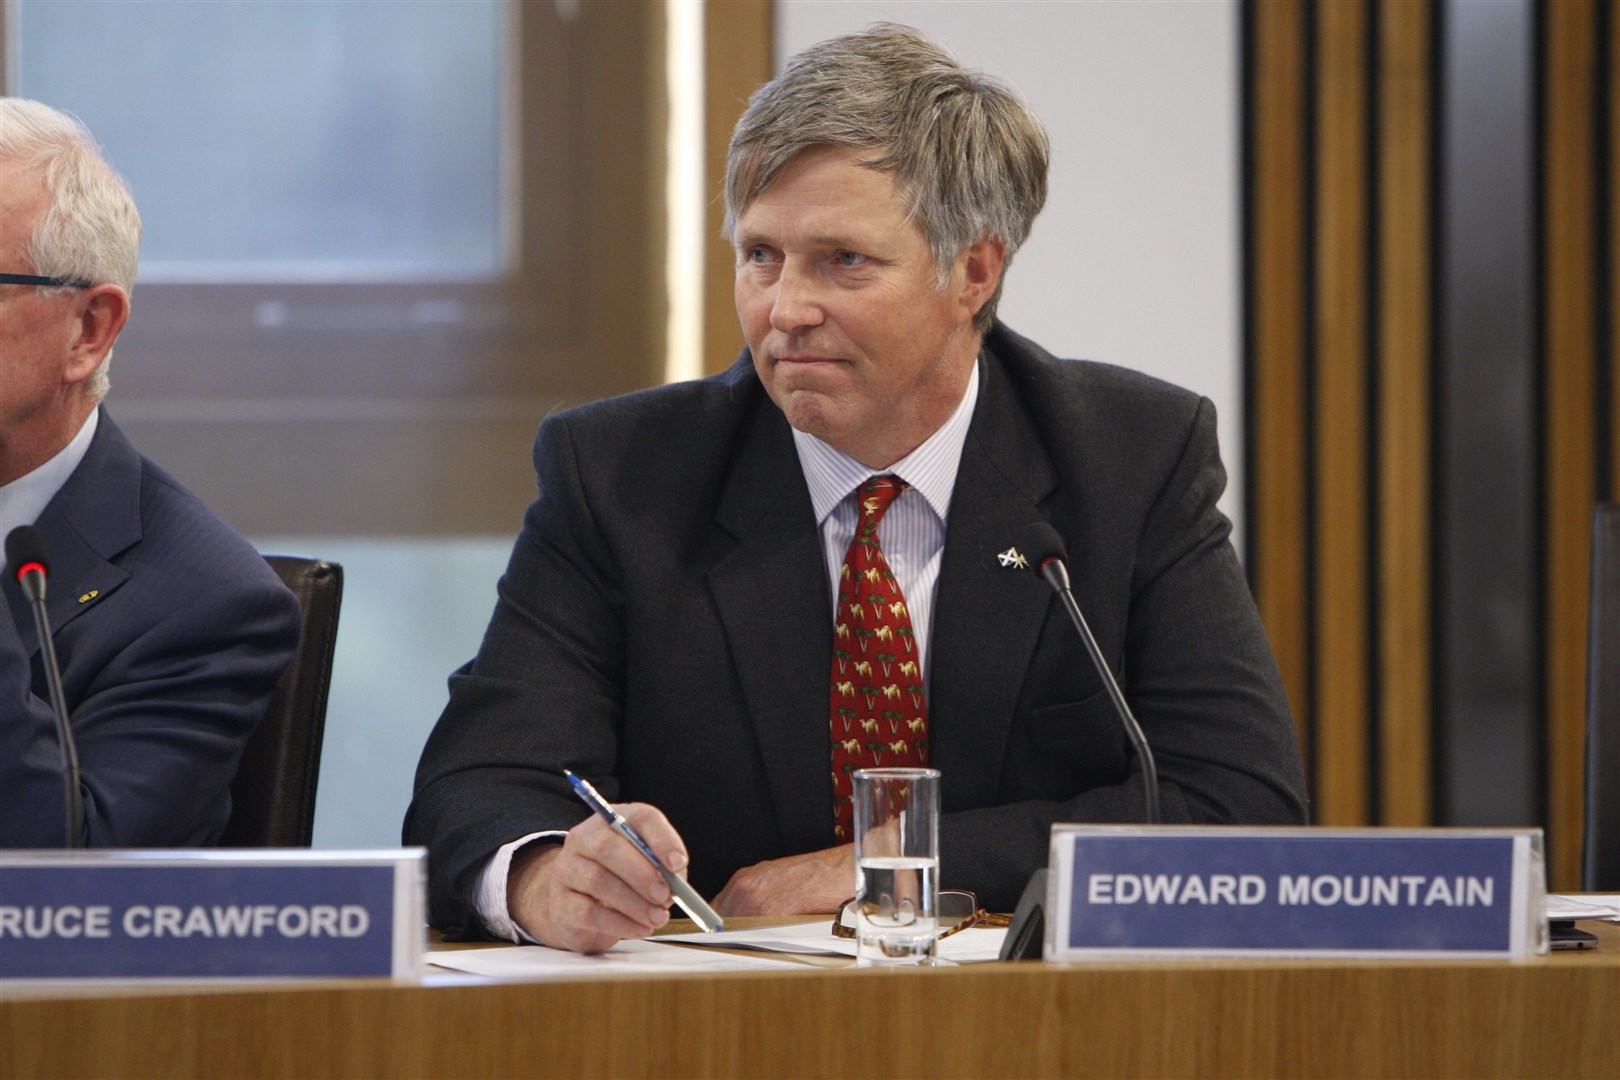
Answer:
[78,590,99,604]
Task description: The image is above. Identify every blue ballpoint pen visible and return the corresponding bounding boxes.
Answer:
[563,769,724,933]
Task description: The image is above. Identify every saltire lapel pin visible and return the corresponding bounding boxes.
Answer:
[996,546,1028,570]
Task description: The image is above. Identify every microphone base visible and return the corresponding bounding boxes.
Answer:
[998,868,1049,961]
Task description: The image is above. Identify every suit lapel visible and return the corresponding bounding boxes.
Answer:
[928,352,1060,811]
[5,410,137,656]
[707,393,837,853]
[34,502,130,638]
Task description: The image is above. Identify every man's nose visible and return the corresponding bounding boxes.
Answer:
[769,263,825,335]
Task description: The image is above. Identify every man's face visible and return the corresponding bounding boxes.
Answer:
[734,145,991,469]
[0,157,80,451]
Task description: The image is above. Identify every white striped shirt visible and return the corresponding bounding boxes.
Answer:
[791,360,980,688]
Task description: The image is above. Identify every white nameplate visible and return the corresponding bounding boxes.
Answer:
[0,848,424,982]
[1046,826,1544,960]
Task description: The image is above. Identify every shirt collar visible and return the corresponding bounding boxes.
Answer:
[0,408,99,567]
[793,358,981,525]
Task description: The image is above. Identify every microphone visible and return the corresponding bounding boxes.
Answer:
[5,526,84,847]
[1018,521,1160,824]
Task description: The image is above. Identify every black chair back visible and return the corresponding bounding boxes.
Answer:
[221,556,343,847]
[1584,505,1620,890]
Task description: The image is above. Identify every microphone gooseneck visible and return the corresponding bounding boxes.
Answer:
[1017,522,1161,825]
[5,525,84,847]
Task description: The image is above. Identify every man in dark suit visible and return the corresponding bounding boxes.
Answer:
[408,24,1307,952]
[0,99,300,847]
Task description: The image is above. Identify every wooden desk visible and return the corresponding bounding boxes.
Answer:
[2,920,1616,1078]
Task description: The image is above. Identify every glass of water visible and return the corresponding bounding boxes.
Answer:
[851,767,940,967]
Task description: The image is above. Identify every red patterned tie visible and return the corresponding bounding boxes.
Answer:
[829,475,929,841]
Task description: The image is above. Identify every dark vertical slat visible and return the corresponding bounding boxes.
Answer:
[1248,0,1314,770]
[1543,0,1600,891]
[1583,504,1620,890]
[1376,0,1433,826]
[1314,0,1372,825]
[1433,0,1539,827]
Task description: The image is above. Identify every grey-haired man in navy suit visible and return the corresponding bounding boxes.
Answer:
[408,24,1308,953]
[0,99,299,847]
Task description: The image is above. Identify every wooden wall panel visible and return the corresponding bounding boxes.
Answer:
[1249,0,1615,883]
[1375,0,1431,826]
[703,1,774,375]
[1248,0,1313,764]
[1312,0,1372,825]
[1248,0,1432,828]
[1544,0,1601,890]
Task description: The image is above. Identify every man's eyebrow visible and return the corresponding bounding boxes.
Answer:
[805,233,870,249]
[734,230,878,250]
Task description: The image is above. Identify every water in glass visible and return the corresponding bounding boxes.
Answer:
[855,855,939,966]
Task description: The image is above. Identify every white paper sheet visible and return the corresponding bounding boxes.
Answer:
[657,920,1010,964]
[427,938,807,978]
[1546,894,1620,922]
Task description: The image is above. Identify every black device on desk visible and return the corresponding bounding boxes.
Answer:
[1550,920,1600,951]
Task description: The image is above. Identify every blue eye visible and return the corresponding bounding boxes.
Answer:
[834,251,867,267]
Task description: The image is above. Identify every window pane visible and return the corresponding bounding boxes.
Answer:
[14,0,504,279]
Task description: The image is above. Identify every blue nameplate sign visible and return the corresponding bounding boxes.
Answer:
[1047,827,1544,960]
[0,849,424,981]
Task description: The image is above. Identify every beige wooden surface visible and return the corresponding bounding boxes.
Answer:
[2,918,1615,1079]
[1374,0,1433,829]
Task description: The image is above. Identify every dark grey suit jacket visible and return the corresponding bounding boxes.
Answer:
[407,323,1308,933]
[0,410,300,847]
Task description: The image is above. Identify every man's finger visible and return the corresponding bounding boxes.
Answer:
[559,844,672,928]
[574,803,688,904]
[555,876,668,944]
[615,803,690,875]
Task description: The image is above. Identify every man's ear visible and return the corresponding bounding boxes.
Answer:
[958,234,1007,322]
[62,284,130,385]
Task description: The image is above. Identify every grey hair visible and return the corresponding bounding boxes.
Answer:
[0,99,141,402]
[724,23,1049,331]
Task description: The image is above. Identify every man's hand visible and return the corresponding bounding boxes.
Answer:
[712,844,853,916]
[506,803,688,953]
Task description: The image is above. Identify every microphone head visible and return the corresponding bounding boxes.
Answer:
[5,524,49,579]
[1017,521,1068,568]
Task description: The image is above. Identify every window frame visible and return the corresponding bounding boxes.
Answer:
[0,1,669,534]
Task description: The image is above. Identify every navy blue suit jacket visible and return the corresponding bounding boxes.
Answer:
[0,410,301,847]
[408,323,1309,932]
